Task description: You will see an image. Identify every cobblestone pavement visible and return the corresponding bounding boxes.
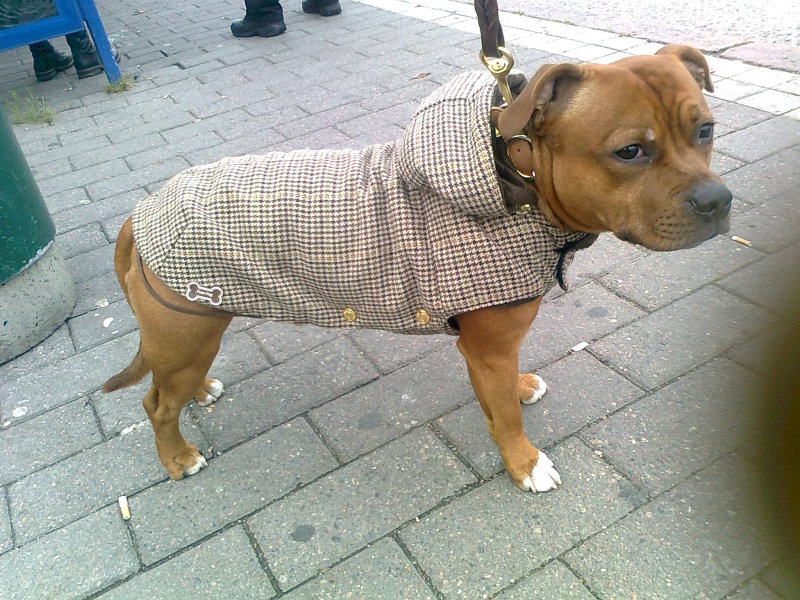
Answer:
[1,0,799,598]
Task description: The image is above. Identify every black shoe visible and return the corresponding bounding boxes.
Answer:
[230,18,286,38]
[65,31,106,79]
[302,0,341,17]
[30,41,74,82]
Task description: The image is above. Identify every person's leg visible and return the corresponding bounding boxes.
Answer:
[231,0,286,37]
[64,31,120,79]
[28,41,73,82]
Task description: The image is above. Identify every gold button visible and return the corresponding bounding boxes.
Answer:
[415,309,431,325]
[342,307,357,323]
[517,203,531,214]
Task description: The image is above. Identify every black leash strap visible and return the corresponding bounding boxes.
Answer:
[474,0,514,103]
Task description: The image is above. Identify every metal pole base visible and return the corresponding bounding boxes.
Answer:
[0,243,75,363]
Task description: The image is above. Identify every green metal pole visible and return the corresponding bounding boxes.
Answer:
[0,107,75,362]
[0,108,56,283]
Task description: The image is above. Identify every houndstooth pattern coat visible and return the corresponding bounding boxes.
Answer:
[132,72,590,335]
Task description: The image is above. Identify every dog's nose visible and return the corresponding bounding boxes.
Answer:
[688,182,732,216]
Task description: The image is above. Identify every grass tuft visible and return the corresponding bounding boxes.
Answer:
[5,90,55,124]
[106,74,134,94]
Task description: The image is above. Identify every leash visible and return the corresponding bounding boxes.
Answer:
[474,0,514,104]
[475,1,536,187]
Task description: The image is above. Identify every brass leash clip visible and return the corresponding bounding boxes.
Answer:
[479,46,514,105]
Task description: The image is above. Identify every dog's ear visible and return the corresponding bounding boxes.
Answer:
[656,44,714,93]
[495,63,585,138]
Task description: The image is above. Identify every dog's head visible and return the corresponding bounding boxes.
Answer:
[497,45,731,251]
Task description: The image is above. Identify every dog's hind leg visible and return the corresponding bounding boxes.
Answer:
[126,249,232,478]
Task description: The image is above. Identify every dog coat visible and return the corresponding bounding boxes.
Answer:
[132,72,591,335]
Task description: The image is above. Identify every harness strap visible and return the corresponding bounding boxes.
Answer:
[136,252,226,318]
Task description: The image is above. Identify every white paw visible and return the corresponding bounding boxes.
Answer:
[207,379,224,398]
[195,393,215,407]
[521,450,561,492]
[195,379,224,406]
[185,454,208,476]
[521,375,548,405]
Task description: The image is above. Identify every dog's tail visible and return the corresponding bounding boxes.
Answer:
[102,216,151,393]
[102,344,150,392]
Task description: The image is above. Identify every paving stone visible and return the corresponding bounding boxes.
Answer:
[249,428,475,590]
[563,453,780,600]
[399,438,643,599]
[37,158,131,199]
[281,538,433,600]
[0,399,101,486]
[92,378,152,437]
[131,418,336,565]
[42,185,91,215]
[714,116,800,162]
[0,489,11,554]
[196,337,377,452]
[0,324,74,384]
[72,269,127,317]
[310,345,473,461]
[519,282,647,370]
[760,558,800,599]
[711,150,744,174]
[722,146,800,206]
[29,156,73,181]
[98,526,275,600]
[69,133,165,171]
[717,243,800,316]
[85,156,190,201]
[1,331,140,423]
[199,330,271,387]
[599,235,763,311]
[348,329,453,374]
[53,187,147,234]
[724,322,782,377]
[495,561,594,599]
[564,233,648,287]
[64,243,115,284]
[55,223,107,259]
[710,99,773,136]
[590,286,771,389]
[583,357,760,495]
[246,322,340,366]
[8,423,173,544]
[0,506,137,600]
[438,351,643,477]
[729,186,800,253]
[726,579,784,600]
[68,298,138,352]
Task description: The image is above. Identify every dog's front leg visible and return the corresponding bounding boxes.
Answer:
[455,300,561,492]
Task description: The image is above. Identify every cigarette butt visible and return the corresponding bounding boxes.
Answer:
[118,496,131,521]
[570,341,589,353]
[731,235,752,247]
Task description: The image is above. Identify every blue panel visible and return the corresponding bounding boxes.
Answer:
[0,0,120,83]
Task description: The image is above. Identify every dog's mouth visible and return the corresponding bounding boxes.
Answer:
[618,212,730,251]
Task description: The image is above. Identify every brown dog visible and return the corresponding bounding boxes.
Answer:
[103,45,731,492]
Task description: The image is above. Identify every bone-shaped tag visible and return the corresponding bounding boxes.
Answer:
[185,282,223,306]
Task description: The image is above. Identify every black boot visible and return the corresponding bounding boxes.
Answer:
[302,0,341,16]
[230,17,286,38]
[65,31,103,79]
[29,41,73,82]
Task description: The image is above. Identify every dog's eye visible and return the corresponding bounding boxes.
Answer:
[699,122,714,141]
[615,145,645,161]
